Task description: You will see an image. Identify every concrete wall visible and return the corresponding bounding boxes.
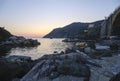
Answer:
[100,6,120,38]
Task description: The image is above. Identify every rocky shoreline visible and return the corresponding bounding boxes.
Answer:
[20,51,120,81]
[0,36,40,47]
[0,28,119,81]
[0,27,40,48]
[0,46,120,81]
[0,55,34,81]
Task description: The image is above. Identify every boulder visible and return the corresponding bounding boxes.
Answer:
[2,36,40,47]
[64,48,76,54]
[84,47,96,54]
[20,52,102,81]
[0,58,33,81]
[57,60,90,78]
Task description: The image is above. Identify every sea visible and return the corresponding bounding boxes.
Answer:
[7,38,73,60]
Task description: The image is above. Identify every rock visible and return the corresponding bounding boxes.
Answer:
[33,39,40,45]
[0,27,40,48]
[90,49,112,57]
[96,45,110,50]
[20,60,58,81]
[2,36,40,47]
[99,50,112,57]
[102,39,120,45]
[97,75,110,81]
[84,47,96,54]
[4,40,13,45]
[89,55,120,81]
[52,75,84,81]
[110,43,119,51]
[109,72,120,81]
[84,45,112,58]
[21,75,85,81]
[73,52,101,67]
[9,36,18,40]
[21,52,99,81]
[16,50,120,81]
[87,41,96,49]
[49,72,59,79]
[0,57,33,81]
[60,51,64,54]
[5,55,32,62]
[103,71,115,78]
[54,51,58,54]
[64,48,76,54]
[57,60,90,78]
[23,40,31,46]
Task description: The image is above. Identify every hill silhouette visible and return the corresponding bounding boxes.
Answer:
[43,20,104,38]
[0,27,12,42]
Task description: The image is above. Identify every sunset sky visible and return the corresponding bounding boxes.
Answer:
[0,0,119,37]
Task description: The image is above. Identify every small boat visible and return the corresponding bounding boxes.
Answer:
[76,42,87,48]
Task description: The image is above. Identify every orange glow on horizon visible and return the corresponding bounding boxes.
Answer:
[0,0,119,38]
[8,26,54,37]
[6,22,64,38]
[12,31,48,37]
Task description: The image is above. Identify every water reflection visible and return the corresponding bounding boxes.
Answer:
[7,38,72,60]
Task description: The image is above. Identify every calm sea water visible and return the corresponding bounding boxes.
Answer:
[7,38,73,60]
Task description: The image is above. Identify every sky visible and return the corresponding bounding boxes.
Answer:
[0,0,119,37]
